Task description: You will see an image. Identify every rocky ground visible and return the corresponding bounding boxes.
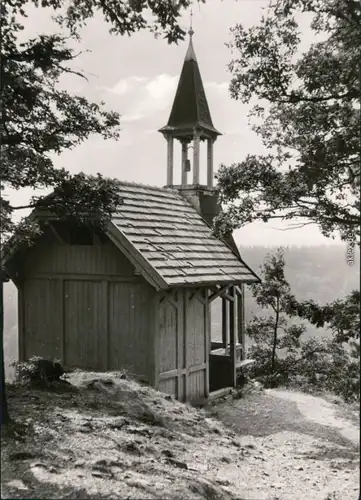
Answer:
[1,372,359,500]
[209,387,359,499]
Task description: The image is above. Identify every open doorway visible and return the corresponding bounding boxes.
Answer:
[208,286,245,393]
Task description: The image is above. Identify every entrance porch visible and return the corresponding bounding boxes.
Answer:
[209,284,254,393]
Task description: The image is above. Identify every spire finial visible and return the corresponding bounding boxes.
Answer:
[188,8,194,38]
[185,6,197,61]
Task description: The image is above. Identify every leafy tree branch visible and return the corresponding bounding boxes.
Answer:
[215,0,360,244]
[1,0,198,426]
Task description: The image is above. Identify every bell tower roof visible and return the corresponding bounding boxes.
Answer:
[159,28,221,140]
[159,22,221,188]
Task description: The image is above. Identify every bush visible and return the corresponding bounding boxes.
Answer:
[245,248,360,403]
[248,338,360,402]
[12,356,65,385]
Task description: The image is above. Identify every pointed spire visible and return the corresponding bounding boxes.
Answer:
[158,16,221,139]
[185,10,197,61]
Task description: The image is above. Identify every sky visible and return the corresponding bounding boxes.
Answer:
[7,0,343,247]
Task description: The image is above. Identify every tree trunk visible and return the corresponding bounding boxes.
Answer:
[0,279,11,426]
[271,296,280,373]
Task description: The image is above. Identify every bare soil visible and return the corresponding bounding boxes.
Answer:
[1,372,359,500]
[209,387,359,499]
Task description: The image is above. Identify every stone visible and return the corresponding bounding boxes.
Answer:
[6,480,28,491]
[166,458,188,470]
[9,451,36,461]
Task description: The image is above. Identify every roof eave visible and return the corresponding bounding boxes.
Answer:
[166,277,260,288]
[1,210,170,292]
[106,223,169,291]
[158,124,222,138]
[1,210,39,269]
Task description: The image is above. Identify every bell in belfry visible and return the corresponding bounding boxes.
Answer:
[158,20,221,187]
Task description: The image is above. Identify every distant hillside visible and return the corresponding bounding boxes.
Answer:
[212,244,360,342]
[3,245,360,378]
[239,244,360,303]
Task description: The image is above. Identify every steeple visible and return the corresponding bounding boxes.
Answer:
[159,23,221,188]
[185,22,196,61]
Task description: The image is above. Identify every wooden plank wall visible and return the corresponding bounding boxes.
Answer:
[157,290,184,399]
[157,288,209,402]
[19,233,155,381]
[24,231,134,277]
[108,282,153,376]
[64,280,107,370]
[23,279,63,361]
[186,289,209,401]
[21,276,154,378]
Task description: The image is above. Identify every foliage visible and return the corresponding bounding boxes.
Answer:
[1,0,197,425]
[12,356,65,385]
[249,328,360,404]
[1,5,123,241]
[215,0,360,244]
[247,247,302,372]
[285,288,360,342]
[247,249,360,402]
[41,0,198,44]
[1,0,202,240]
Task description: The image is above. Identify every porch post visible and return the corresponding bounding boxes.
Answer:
[221,297,228,349]
[181,141,188,186]
[192,130,200,185]
[207,138,214,187]
[229,286,237,387]
[237,284,246,360]
[166,136,174,186]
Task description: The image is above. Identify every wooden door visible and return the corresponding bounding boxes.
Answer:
[64,280,106,370]
[23,278,63,361]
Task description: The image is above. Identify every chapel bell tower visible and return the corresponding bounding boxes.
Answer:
[158,25,221,189]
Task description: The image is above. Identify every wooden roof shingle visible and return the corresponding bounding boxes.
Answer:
[110,182,259,288]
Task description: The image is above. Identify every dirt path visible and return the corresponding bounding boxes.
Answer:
[2,379,359,500]
[208,388,360,500]
[268,389,359,446]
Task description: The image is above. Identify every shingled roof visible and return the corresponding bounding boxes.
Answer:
[108,182,259,289]
[0,181,259,289]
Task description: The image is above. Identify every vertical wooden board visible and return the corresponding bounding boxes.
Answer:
[108,282,131,371]
[188,370,205,401]
[238,284,246,359]
[151,293,160,388]
[210,297,222,343]
[108,282,153,376]
[158,377,177,397]
[178,290,185,370]
[229,287,237,387]
[64,280,106,370]
[158,297,178,373]
[222,298,228,348]
[177,290,184,399]
[24,230,135,277]
[23,279,62,361]
[186,290,206,367]
[103,281,109,369]
[179,374,186,402]
[59,279,65,364]
[18,286,25,362]
[131,283,153,375]
[206,293,212,353]
[204,290,210,398]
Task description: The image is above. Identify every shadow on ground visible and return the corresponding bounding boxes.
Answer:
[2,381,241,500]
[207,391,359,455]
[1,466,95,500]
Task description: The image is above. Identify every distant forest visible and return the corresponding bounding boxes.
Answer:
[4,244,360,378]
[211,244,360,343]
